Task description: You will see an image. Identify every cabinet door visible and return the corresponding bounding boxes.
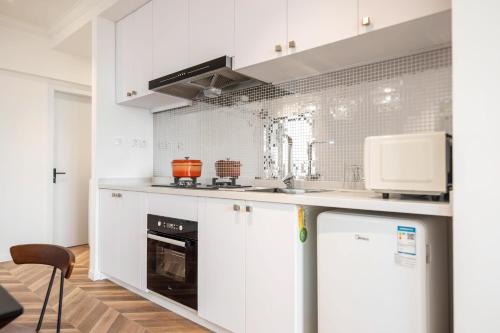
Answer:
[116,191,145,289]
[198,198,245,333]
[99,190,145,290]
[245,202,298,333]
[359,0,450,33]
[116,2,153,103]
[288,0,358,53]
[234,0,287,69]
[152,0,189,77]
[99,190,120,279]
[189,0,234,65]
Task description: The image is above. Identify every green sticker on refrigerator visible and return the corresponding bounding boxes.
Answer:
[299,228,308,243]
[298,207,307,243]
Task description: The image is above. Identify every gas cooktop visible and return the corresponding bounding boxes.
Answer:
[151,177,251,190]
[151,184,219,190]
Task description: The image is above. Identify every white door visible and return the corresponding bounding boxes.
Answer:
[53,91,91,247]
[358,0,450,33]
[245,202,298,333]
[234,0,287,69]
[189,0,235,65]
[287,0,358,53]
[198,198,246,333]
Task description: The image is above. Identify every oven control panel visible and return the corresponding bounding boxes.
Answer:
[147,214,197,239]
[157,220,184,231]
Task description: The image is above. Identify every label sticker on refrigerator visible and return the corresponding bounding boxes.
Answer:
[397,226,416,255]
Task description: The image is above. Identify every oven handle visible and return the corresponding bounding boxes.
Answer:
[147,233,186,248]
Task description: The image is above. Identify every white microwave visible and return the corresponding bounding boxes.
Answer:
[364,132,451,198]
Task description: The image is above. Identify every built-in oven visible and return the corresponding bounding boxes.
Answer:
[147,214,197,310]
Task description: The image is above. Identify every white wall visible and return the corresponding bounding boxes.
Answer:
[0,22,91,261]
[453,0,500,331]
[0,25,91,86]
[89,17,153,278]
[0,70,90,261]
[0,71,50,261]
[93,17,153,179]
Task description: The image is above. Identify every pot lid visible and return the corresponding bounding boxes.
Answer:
[215,157,241,163]
[172,157,202,164]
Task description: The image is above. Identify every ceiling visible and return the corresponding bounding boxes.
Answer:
[0,0,148,60]
[54,21,92,59]
[0,0,93,59]
[0,0,82,30]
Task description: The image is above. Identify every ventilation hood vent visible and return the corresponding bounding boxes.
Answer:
[149,56,264,100]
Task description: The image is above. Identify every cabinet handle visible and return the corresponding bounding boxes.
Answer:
[288,40,296,49]
[131,90,137,96]
[274,44,282,52]
[126,91,132,97]
[233,204,241,211]
[112,192,122,198]
[245,206,252,213]
[362,16,371,26]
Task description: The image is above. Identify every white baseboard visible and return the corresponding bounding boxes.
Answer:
[88,269,106,281]
[104,274,230,333]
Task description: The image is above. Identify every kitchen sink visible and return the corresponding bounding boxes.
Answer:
[245,188,328,194]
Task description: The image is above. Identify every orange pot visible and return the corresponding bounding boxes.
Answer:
[172,157,202,178]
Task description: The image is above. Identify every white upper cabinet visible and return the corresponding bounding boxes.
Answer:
[234,0,288,70]
[116,1,191,110]
[234,0,450,73]
[116,2,153,103]
[115,0,451,107]
[287,0,358,53]
[359,0,451,33]
[152,0,189,77]
[189,0,235,65]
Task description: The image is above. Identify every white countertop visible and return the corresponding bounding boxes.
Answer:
[98,182,452,217]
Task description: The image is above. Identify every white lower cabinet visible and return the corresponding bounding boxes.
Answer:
[198,198,246,333]
[245,201,298,333]
[99,189,146,290]
[198,198,310,333]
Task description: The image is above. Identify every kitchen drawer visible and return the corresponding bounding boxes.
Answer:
[147,193,198,221]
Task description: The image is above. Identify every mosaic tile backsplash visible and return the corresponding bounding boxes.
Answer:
[154,47,452,188]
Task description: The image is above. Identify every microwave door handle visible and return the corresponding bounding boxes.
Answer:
[147,234,186,248]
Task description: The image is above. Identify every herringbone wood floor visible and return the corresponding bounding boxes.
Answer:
[0,246,210,333]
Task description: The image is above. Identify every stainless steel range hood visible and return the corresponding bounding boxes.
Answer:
[149,56,264,100]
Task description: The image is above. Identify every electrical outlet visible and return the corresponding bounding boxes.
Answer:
[112,136,124,146]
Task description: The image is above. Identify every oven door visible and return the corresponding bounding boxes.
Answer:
[147,232,197,310]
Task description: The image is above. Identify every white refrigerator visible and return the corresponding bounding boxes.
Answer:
[317,211,450,333]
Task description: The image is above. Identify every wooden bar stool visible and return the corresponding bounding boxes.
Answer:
[2,244,75,333]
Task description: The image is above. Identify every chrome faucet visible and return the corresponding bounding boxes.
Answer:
[307,140,331,180]
[282,134,295,189]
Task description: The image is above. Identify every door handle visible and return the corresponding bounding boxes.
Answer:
[53,168,66,184]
